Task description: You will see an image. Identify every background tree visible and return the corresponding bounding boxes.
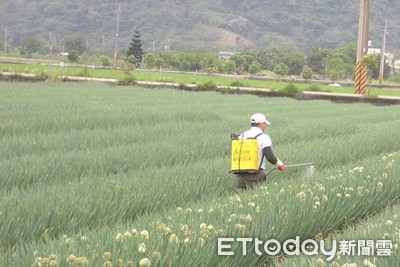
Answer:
[361,54,379,80]
[256,48,282,71]
[249,61,262,75]
[67,50,80,63]
[118,59,136,85]
[20,37,43,58]
[281,51,305,75]
[154,58,165,69]
[335,44,357,65]
[330,45,356,79]
[255,50,269,70]
[127,28,143,67]
[167,52,183,69]
[143,53,156,68]
[186,51,202,71]
[222,59,236,74]
[328,70,339,82]
[230,52,255,72]
[273,63,289,79]
[301,67,313,81]
[179,60,191,71]
[362,53,390,80]
[99,55,111,67]
[199,52,220,70]
[328,57,346,80]
[306,48,332,76]
[64,35,87,56]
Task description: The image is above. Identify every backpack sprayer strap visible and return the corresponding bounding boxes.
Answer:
[254,133,264,171]
[241,132,265,172]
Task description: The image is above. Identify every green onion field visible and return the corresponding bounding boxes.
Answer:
[1,81,400,266]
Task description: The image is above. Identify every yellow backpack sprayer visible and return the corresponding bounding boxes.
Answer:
[230,133,263,173]
[230,133,315,177]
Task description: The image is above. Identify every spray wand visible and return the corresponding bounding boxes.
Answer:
[265,162,315,177]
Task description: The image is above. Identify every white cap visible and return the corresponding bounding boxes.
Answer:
[250,113,270,125]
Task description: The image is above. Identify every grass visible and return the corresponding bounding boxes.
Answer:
[1,61,400,97]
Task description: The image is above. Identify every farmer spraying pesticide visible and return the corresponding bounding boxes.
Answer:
[231,113,286,191]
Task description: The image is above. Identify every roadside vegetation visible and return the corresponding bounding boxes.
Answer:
[1,62,400,97]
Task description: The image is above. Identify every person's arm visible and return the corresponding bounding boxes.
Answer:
[262,147,286,171]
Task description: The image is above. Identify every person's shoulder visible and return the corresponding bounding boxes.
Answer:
[243,128,255,136]
[243,129,252,134]
[259,133,272,143]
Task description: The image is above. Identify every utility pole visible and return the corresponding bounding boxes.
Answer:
[4,28,7,53]
[113,4,121,68]
[48,32,54,80]
[102,34,105,53]
[378,20,390,85]
[48,32,55,57]
[354,0,369,94]
[356,0,369,62]
[62,37,65,54]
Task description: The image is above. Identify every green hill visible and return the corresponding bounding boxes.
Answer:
[1,0,399,55]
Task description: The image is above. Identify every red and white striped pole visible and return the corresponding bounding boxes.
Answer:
[354,0,369,94]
